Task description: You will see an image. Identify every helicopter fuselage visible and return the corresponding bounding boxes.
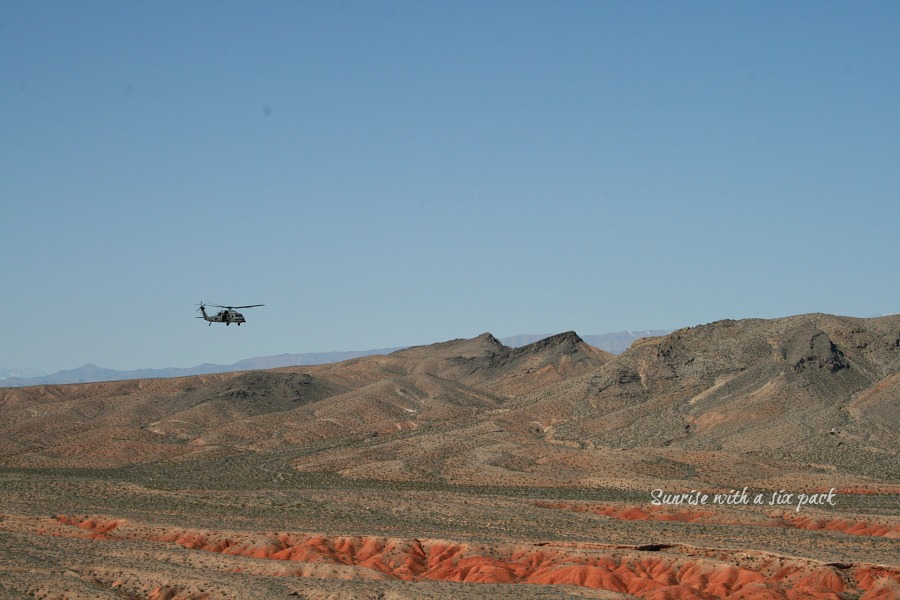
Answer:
[196,302,261,326]
[204,310,246,325]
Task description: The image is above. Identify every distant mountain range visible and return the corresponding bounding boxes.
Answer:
[0,367,45,380]
[0,330,669,387]
[0,348,403,388]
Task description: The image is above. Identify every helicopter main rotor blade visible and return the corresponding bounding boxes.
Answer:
[209,304,264,309]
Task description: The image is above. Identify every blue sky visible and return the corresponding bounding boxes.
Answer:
[2,1,898,373]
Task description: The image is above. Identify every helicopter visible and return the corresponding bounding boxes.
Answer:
[196,302,264,326]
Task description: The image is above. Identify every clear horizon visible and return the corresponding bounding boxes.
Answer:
[3,1,898,373]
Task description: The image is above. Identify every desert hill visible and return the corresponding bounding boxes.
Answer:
[0,331,610,469]
[1,313,899,599]
[0,314,896,487]
[281,315,899,492]
[495,313,900,484]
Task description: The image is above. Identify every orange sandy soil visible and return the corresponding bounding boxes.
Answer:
[537,502,900,538]
[15,514,898,599]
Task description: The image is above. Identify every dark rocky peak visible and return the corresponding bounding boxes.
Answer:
[474,332,507,350]
[782,323,849,374]
[516,331,585,356]
[395,332,509,363]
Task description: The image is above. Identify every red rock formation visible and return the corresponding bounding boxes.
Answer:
[536,503,900,538]
[53,514,125,538]
[39,515,900,599]
[778,514,900,538]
